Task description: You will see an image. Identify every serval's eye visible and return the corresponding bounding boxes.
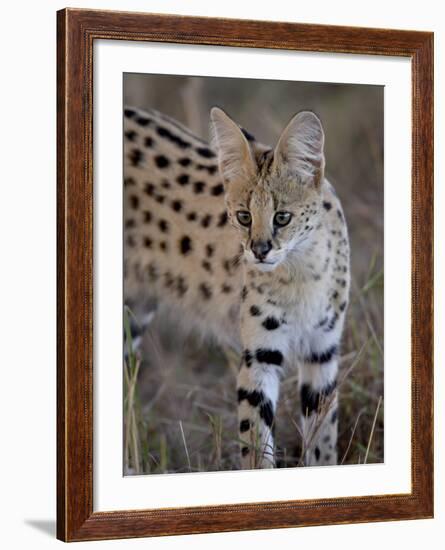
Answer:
[274,211,292,227]
[236,211,252,226]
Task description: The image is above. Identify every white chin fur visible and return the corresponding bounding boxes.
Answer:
[255,262,278,272]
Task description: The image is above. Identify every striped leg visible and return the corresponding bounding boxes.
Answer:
[237,300,289,469]
[299,346,338,466]
[237,360,280,469]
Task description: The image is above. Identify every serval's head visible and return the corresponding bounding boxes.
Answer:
[211,107,325,272]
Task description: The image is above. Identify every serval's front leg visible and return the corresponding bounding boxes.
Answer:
[237,298,289,469]
[299,345,338,466]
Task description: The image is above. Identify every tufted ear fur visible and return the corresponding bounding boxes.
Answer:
[210,107,256,184]
[274,111,325,187]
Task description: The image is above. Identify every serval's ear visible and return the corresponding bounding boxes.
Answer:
[274,111,325,187]
[210,107,256,184]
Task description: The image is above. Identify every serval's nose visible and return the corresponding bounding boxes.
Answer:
[251,239,272,261]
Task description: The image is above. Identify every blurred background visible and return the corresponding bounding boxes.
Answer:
[123,74,384,474]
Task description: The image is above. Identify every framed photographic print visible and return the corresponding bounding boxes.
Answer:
[57,8,434,542]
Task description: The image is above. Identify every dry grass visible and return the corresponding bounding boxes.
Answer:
[123,74,384,475]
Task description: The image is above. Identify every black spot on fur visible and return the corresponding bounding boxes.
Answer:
[135,116,151,127]
[125,130,137,142]
[240,419,250,433]
[237,390,273,428]
[128,149,144,167]
[306,345,338,364]
[124,108,135,119]
[211,183,224,196]
[125,219,135,229]
[129,195,139,209]
[250,305,261,316]
[331,409,338,423]
[323,201,332,211]
[241,286,248,301]
[155,155,170,169]
[237,388,247,402]
[324,312,339,331]
[243,349,253,367]
[144,136,154,148]
[301,386,317,416]
[161,181,171,189]
[255,349,283,366]
[178,157,191,167]
[241,446,250,457]
[147,263,159,281]
[197,164,218,175]
[260,400,274,428]
[314,447,321,461]
[171,200,183,212]
[221,284,232,293]
[217,211,228,227]
[316,316,328,328]
[262,317,280,330]
[199,282,212,300]
[337,209,344,221]
[179,235,192,255]
[201,260,212,273]
[155,194,165,204]
[144,182,155,196]
[159,241,168,252]
[156,126,190,149]
[300,381,337,416]
[223,259,231,274]
[339,301,347,312]
[164,272,174,288]
[254,284,266,295]
[205,244,214,258]
[143,210,152,223]
[177,174,189,186]
[196,146,216,158]
[124,177,135,187]
[187,212,197,221]
[158,219,169,233]
[126,235,136,247]
[201,214,212,228]
[237,388,262,407]
[176,276,188,297]
[143,237,152,248]
[194,181,206,193]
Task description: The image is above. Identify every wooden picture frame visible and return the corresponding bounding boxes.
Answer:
[57,8,434,542]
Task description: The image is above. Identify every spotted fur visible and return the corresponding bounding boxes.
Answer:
[124,106,350,469]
